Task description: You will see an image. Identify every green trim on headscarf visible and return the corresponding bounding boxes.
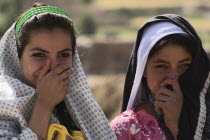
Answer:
[15,6,70,38]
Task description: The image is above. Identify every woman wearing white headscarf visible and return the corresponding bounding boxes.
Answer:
[0,3,117,140]
[111,14,210,140]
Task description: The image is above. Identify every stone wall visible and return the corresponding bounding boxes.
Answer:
[78,41,134,74]
[78,40,210,75]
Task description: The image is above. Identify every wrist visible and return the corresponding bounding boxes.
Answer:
[35,98,54,113]
[36,92,56,111]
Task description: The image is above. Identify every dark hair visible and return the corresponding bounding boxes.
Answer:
[16,3,76,58]
[148,34,196,58]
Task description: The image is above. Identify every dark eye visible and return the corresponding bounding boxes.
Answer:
[181,63,191,68]
[32,53,45,57]
[60,53,71,58]
[156,65,168,68]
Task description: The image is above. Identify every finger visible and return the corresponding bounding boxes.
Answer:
[57,69,73,80]
[155,94,171,102]
[63,78,70,87]
[37,60,51,80]
[160,79,181,92]
[52,64,71,75]
[156,87,174,97]
[155,101,165,115]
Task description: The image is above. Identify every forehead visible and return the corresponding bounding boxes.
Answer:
[26,28,72,50]
[149,43,192,62]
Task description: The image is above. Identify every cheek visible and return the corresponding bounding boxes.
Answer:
[21,59,45,78]
[31,61,46,73]
[65,59,73,66]
[146,69,166,94]
[57,58,73,67]
[69,59,73,67]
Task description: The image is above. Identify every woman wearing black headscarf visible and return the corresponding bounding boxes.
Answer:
[111,14,210,140]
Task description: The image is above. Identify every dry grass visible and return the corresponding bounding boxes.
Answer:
[187,18,210,31]
[94,0,204,10]
[86,74,125,122]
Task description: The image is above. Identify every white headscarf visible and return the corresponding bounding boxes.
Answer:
[127,22,187,109]
[0,24,117,140]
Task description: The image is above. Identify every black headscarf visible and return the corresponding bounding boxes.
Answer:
[121,14,210,139]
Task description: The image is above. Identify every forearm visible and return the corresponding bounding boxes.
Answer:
[28,100,53,139]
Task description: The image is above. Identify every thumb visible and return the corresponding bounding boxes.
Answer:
[37,60,50,80]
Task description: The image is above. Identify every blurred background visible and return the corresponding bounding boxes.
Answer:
[0,0,210,122]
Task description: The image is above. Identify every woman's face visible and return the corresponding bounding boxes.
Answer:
[20,28,73,88]
[144,43,192,95]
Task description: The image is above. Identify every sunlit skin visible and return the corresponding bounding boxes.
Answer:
[20,28,73,88]
[143,43,192,138]
[19,28,74,138]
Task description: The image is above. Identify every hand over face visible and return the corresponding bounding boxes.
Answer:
[35,60,73,110]
[155,79,183,130]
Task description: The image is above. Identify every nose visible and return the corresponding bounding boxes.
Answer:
[167,69,180,80]
[49,59,59,71]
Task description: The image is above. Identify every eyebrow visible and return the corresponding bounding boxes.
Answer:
[152,57,192,64]
[30,47,72,53]
[58,48,72,53]
[178,57,192,63]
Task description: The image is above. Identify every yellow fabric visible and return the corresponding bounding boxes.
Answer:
[47,124,86,140]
